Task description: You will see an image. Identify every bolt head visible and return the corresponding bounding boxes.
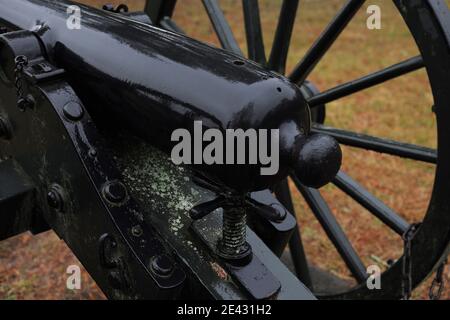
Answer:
[18,97,34,112]
[150,255,174,277]
[88,148,97,158]
[103,181,128,204]
[102,4,115,11]
[47,184,66,212]
[131,225,143,237]
[63,102,84,121]
[270,203,287,221]
[47,191,59,208]
[217,241,252,266]
[17,99,26,111]
[47,185,65,211]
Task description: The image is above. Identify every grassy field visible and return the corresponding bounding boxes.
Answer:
[0,0,448,300]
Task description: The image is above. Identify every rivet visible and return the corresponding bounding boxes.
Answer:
[270,203,287,221]
[131,225,143,237]
[18,94,35,112]
[150,255,174,277]
[102,4,115,11]
[63,101,84,121]
[103,181,128,204]
[88,148,97,158]
[47,184,65,212]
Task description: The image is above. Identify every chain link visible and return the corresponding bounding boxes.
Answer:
[14,55,32,111]
[429,258,447,300]
[401,223,421,300]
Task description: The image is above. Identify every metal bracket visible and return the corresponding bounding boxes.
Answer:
[0,41,187,298]
[23,59,65,84]
[192,210,281,300]
[0,159,36,240]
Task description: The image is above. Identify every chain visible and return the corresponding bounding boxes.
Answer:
[14,55,32,111]
[429,258,447,300]
[401,223,421,300]
[14,55,28,106]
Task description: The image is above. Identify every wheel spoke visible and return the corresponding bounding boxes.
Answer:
[313,124,437,164]
[289,0,365,83]
[268,0,300,74]
[308,56,424,107]
[334,171,410,235]
[273,179,313,289]
[160,16,185,34]
[293,177,367,283]
[202,0,243,56]
[144,0,177,24]
[243,0,266,65]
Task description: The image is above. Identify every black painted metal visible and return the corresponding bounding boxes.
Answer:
[308,56,424,107]
[0,0,344,193]
[1,38,300,300]
[293,178,368,283]
[105,0,450,300]
[333,171,410,235]
[191,209,315,300]
[144,0,176,25]
[0,0,449,301]
[202,0,243,56]
[273,179,313,289]
[268,0,300,74]
[243,0,266,65]
[328,0,450,299]
[0,159,35,240]
[123,12,153,25]
[289,0,366,84]
[248,189,297,258]
[160,16,185,34]
[312,124,437,164]
[0,54,187,298]
[301,80,327,124]
[0,0,340,192]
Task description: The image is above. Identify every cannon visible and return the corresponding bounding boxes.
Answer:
[0,0,448,300]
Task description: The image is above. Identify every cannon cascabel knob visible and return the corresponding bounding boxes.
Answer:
[292,134,342,189]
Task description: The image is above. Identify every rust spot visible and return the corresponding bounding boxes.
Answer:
[210,262,229,281]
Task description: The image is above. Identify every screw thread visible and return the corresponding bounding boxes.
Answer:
[219,207,248,258]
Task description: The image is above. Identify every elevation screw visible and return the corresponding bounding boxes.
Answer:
[218,206,252,265]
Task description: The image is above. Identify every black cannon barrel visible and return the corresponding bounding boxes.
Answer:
[0,0,341,192]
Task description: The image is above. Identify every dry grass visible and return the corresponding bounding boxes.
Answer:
[0,0,448,300]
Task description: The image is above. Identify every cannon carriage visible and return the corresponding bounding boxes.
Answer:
[0,0,449,300]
